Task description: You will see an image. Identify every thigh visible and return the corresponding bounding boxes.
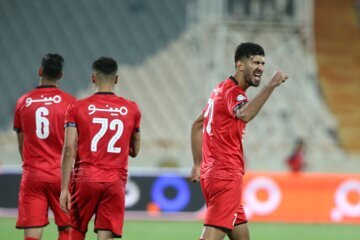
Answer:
[95,181,125,238]
[24,228,44,240]
[16,179,49,228]
[227,222,250,240]
[47,182,70,228]
[201,178,245,232]
[70,181,102,234]
[200,226,227,240]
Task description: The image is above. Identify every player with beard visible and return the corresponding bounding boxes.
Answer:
[188,42,289,240]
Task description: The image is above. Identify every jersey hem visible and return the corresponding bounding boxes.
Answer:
[16,223,49,229]
[234,221,248,226]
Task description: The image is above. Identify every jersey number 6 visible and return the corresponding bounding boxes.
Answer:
[35,107,49,139]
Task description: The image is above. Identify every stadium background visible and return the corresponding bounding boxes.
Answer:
[0,0,359,239]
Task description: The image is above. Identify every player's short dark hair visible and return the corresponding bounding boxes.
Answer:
[92,57,118,75]
[234,42,265,62]
[41,53,64,79]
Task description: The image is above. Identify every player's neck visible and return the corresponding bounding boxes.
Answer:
[95,84,115,93]
[39,78,58,87]
[232,72,249,91]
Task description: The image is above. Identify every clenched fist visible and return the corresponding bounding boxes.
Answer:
[269,70,289,88]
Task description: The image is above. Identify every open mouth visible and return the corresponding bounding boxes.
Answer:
[254,72,262,80]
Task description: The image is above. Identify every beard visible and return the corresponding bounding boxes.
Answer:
[244,70,261,87]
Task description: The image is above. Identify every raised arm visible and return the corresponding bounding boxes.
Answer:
[236,70,288,122]
[188,112,204,182]
[60,126,78,213]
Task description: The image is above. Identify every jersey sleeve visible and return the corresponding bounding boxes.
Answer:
[64,103,77,128]
[13,98,23,133]
[133,103,141,133]
[225,88,248,117]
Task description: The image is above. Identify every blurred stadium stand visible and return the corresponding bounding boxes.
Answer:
[0,0,359,172]
[314,0,360,153]
[0,0,188,130]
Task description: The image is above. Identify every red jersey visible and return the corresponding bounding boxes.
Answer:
[201,77,248,181]
[13,86,76,182]
[65,92,141,182]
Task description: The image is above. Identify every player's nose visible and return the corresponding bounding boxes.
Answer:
[257,64,265,72]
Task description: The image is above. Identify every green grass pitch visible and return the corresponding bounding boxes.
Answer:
[0,217,359,240]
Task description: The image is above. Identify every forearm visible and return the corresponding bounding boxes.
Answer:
[236,84,275,122]
[16,133,24,161]
[61,146,74,190]
[191,123,202,166]
[129,132,140,158]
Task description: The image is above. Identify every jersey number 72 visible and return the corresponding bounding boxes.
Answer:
[91,118,124,153]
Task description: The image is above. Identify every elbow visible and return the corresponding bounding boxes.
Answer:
[191,112,204,134]
[192,120,203,133]
[191,121,196,131]
[63,145,74,154]
[62,145,76,160]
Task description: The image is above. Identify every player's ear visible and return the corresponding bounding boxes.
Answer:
[91,74,96,83]
[38,68,43,77]
[236,61,244,71]
[115,75,119,84]
[58,72,63,79]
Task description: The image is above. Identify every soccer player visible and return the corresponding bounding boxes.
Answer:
[188,42,289,240]
[13,53,75,240]
[60,57,141,240]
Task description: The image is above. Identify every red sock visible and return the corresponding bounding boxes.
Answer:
[25,238,39,240]
[58,227,70,240]
[70,228,85,240]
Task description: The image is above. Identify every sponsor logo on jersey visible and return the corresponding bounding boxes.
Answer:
[88,104,128,116]
[25,95,61,107]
